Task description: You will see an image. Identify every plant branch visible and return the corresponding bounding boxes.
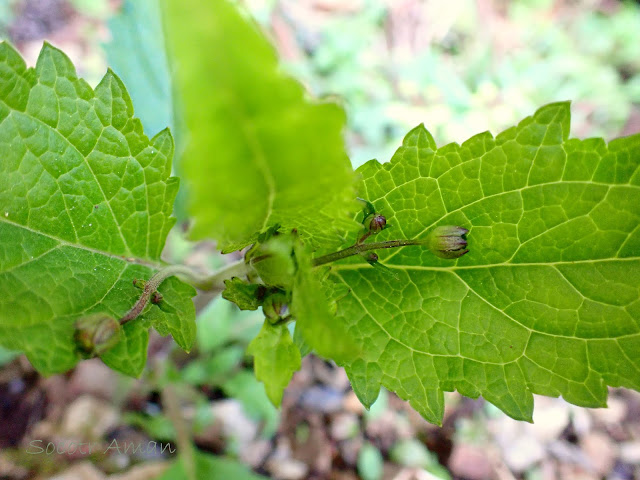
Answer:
[312,239,425,267]
[119,260,249,325]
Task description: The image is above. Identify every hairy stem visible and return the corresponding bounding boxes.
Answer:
[119,260,249,325]
[312,239,425,267]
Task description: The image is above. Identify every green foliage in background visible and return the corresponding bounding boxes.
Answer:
[267,0,640,166]
[105,0,173,138]
[159,449,268,480]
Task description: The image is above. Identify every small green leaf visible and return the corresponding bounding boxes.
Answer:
[329,102,640,424]
[357,442,384,480]
[222,370,280,438]
[222,278,264,311]
[248,320,301,407]
[159,449,268,480]
[163,0,358,252]
[0,42,195,375]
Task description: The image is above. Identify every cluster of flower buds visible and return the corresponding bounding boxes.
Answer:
[426,226,469,259]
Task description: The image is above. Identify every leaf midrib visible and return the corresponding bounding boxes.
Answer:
[332,256,639,271]
[227,95,276,238]
[381,178,637,264]
[0,216,164,271]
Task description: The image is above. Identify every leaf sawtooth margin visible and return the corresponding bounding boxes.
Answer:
[0,42,195,376]
[328,102,640,425]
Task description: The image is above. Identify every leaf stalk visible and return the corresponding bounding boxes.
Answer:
[119,261,249,325]
[312,239,425,267]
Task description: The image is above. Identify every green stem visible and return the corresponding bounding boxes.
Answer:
[119,260,249,325]
[312,239,425,267]
[186,260,249,290]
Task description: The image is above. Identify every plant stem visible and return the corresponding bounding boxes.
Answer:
[186,260,249,290]
[120,239,425,324]
[162,384,196,480]
[119,260,249,325]
[312,239,425,267]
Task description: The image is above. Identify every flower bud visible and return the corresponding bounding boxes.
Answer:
[365,252,379,264]
[74,313,122,357]
[426,226,469,259]
[365,214,387,234]
[152,292,163,304]
[263,292,290,324]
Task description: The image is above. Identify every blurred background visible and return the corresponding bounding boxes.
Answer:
[0,0,639,479]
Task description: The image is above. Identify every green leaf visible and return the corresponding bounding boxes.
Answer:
[0,42,195,376]
[162,0,358,252]
[123,411,176,440]
[195,297,262,354]
[222,278,263,311]
[222,370,280,438]
[357,442,384,480]
[182,346,245,386]
[328,102,640,424]
[249,233,296,289]
[248,320,301,407]
[292,324,312,357]
[0,345,18,366]
[159,449,268,480]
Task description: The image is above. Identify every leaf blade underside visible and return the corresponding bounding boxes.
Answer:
[0,42,195,375]
[329,102,640,424]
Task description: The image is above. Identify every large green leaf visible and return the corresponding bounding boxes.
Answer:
[0,42,195,376]
[162,0,358,253]
[329,102,640,424]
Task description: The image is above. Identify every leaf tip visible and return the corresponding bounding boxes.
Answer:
[37,41,76,74]
[150,127,175,158]
[403,123,437,150]
[102,67,126,89]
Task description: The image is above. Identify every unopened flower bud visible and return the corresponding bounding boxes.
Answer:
[263,292,290,324]
[74,313,122,357]
[426,226,469,259]
[365,214,387,234]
